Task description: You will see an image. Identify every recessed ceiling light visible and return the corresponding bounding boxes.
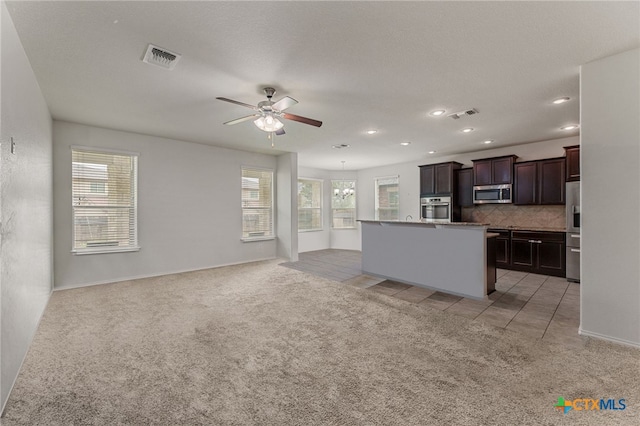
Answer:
[483,140,494,144]
[366,130,378,135]
[461,128,474,133]
[332,144,351,149]
[428,150,436,154]
[430,110,446,117]
[400,142,411,146]
[553,97,571,104]
[561,125,579,131]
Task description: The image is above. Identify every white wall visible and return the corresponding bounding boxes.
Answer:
[299,137,577,253]
[580,48,640,346]
[350,136,579,251]
[276,152,298,261]
[1,2,53,411]
[53,121,279,289]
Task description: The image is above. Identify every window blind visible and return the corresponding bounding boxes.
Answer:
[242,167,274,239]
[298,178,323,232]
[72,149,138,252]
[375,176,399,220]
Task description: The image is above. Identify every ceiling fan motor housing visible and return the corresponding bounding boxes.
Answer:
[263,87,276,100]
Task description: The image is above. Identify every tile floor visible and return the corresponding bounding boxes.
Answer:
[282,249,584,347]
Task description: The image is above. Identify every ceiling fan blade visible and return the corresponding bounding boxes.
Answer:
[282,113,323,127]
[216,97,258,110]
[275,128,286,136]
[223,114,260,125]
[271,96,298,112]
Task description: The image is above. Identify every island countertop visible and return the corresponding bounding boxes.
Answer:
[358,220,490,228]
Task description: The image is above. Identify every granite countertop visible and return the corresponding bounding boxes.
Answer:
[358,220,564,232]
[486,225,567,233]
[358,220,490,227]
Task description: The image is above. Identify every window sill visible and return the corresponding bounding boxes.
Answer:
[241,237,275,242]
[298,229,323,233]
[72,247,141,255]
[331,227,358,230]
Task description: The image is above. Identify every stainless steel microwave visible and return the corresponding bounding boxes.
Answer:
[473,184,512,204]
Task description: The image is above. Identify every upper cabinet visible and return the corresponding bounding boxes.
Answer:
[419,161,463,196]
[472,155,517,186]
[564,145,580,181]
[456,168,474,207]
[514,158,566,205]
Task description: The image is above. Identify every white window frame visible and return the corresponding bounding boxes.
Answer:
[71,146,140,255]
[241,166,275,242]
[375,175,400,221]
[331,180,357,229]
[298,177,323,232]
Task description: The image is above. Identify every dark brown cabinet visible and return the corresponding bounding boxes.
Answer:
[564,145,580,181]
[510,231,565,277]
[456,168,474,207]
[419,161,462,196]
[488,229,511,268]
[514,158,566,205]
[486,236,496,294]
[472,155,517,186]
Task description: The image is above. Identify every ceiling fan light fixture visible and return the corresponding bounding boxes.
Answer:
[254,114,284,132]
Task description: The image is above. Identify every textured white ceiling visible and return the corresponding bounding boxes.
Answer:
[6,1,640,170]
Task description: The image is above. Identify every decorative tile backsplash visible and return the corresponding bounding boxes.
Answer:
[461,204,566,229]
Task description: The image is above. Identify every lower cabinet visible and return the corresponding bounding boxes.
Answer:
[487,229,566,277]
[511,231,565,277]
[488,229,511,268]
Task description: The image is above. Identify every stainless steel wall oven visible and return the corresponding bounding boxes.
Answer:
[421,196,451,223]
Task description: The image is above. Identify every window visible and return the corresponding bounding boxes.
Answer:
[375,176,399,220]
[72,148,138,253]
[242,167,274,240]
[298,178,323,232]
[331,180,356,229]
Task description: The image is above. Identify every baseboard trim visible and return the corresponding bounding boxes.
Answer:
[579,328,640,349]
[1,289,54,417]
[53,257,277,291]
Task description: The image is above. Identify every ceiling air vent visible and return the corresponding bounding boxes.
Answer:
[448,108,479,120]
[142,44,181,70]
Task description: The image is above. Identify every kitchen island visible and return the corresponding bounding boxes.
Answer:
[359,220,495,300]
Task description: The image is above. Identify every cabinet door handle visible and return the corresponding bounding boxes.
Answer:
[570,234,581,239]
[570,248,581,253]
[528,240,542,244]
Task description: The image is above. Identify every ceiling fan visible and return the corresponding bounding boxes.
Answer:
[216,87,322,144]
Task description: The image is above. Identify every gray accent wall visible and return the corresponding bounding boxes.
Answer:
[580,48,640,346]
[1,2,53,411]
[53,121,279,289]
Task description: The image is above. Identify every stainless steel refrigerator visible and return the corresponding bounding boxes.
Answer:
[566,182,580,282]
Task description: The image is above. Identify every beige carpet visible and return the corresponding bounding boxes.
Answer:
[2,259,639,425]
